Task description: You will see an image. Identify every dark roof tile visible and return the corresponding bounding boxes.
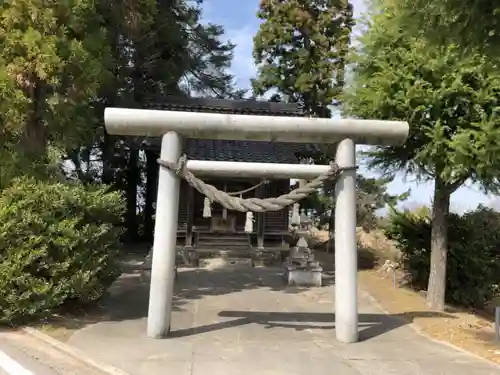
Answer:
[137,97,319,163]
[185,139,317,164]
[144,97,303,116]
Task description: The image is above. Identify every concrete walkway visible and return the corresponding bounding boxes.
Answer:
[67,261,500,375]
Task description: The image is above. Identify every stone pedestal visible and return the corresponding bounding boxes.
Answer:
[252,249,281,267]
[182,246,199,267]
[283,235,322,287]
[284,264,322,286]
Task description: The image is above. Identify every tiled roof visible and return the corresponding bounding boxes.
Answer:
[184,139,318,164]
[142,97,304,117]
[139,97,319,163]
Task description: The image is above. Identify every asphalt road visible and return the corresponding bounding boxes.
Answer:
[0,337,58,375]
[0,329,116,375]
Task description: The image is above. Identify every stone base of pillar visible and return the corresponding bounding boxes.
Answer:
[182,246,199,267]
[252,248,281,267]
[141,246,178,283]
[283,240,323,287]
[283,264,323,287]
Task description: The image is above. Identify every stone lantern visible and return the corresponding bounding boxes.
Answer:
[283,207,322,287]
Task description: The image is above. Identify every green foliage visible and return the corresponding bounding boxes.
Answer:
[343,0,500,309]
[0,0,246,246]
[343,2,500,191]
[0,0,111,154]
[0,178,125,324]
[356,175,409,229]
[0,0,244,186]
[300,174,408,230]
[252,0,354,117]
[385,206,500,308]
[392,0,500,55]
[101,0,244,103]
[251,0,402,233]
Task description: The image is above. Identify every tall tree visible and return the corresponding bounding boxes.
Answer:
[252,0,354,117]
[0,0,111,185]
[0,0,109,157]
[64,0,245,186]
[88,0,244,240]
[0,0,246,242]
[251,0,405,244]
[394,0,500,54]
[299,174,408,230]
[342,1,500,310]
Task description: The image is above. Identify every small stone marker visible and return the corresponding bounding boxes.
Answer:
[283,236,322,287]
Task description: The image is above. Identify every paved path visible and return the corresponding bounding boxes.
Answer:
[68,262,500,375]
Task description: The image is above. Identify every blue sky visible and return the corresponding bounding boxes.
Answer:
[201,0,497,212]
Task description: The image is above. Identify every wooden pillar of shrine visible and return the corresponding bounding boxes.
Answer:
[185,185,195,247]
[126,145,140,242]
[256,183,266,249]
[144,150,158,242]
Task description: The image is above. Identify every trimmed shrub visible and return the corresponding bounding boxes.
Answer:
[384,205,500,308]
[0,177,125,324]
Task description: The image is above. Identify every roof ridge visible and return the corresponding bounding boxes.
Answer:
[123,97,305,117]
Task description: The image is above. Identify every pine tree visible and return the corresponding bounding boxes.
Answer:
[342,0,500,310]
[0,0,110,159]
[252,0,354,117]
[250,0,408,246]
[394,0,500,54]
[89,0,244,240]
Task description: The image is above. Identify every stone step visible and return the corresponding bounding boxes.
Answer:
[196,244,250,251]
[198,238,249,248]
[181,247,286,267]
[196,248,252,257]
[198,239,285,248]
[197,233,249,239]
[197,239,249,244]
[199,257,254,268]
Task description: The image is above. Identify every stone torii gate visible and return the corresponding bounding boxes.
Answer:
[104,107,409,344]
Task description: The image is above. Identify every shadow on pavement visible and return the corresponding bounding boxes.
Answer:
[101,264,304,322]
[46,258,455,342]
[168,310,452,341]
[93,261,454,341]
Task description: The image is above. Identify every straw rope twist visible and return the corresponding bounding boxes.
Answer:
[157,155,355,213]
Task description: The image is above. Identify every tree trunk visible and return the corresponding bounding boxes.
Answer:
[24,79,46,158]
[125,146,139,242]
[327,212,335,253]
[102,132,114,185]
[426,176,451,311]
[144,150,158,242]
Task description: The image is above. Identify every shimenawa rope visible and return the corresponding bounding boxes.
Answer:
[157,155,356,213]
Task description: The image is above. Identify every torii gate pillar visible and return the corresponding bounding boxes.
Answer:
[147,132,182,338]
[334,139,358,343]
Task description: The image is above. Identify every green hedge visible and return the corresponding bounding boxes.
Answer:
[0,178,125,324]
[384,205,500,308]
